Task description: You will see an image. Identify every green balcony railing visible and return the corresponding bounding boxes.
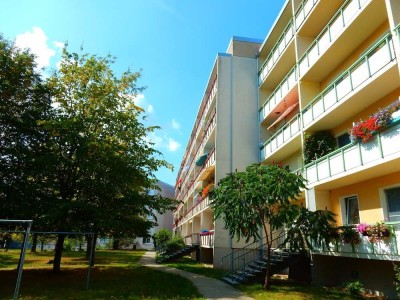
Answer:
[302,33,396,128]
[260,113,301,161]
[298,0,369,77]
[313,222,400,259]
[396,23,400,44]
[304,118,400,184]
[258,19,295,85]
[294,0,318,30]
[259,65,298,122]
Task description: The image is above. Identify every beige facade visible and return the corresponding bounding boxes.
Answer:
[173,37,261,265]
[175,0,400,297]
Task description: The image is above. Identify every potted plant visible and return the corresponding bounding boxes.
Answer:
[340,226,360,252]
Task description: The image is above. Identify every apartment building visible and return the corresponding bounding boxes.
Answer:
[173,37,261,265]
[258,0,400,297]
[175,0,400,296]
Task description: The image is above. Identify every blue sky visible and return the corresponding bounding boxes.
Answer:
[0,0,285,186]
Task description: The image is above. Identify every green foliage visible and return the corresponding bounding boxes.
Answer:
[284,208,337,251]
[210,164,306,243]
[393,263,400,296]
[153,228,172,249]
[304,131,336,165]
[0,35,52,224]
[165,237,185,254]
[343,280,365,296]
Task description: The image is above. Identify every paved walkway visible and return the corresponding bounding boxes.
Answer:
[138,251,254,300]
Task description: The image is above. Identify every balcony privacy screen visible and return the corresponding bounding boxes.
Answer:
[195,153,208,166]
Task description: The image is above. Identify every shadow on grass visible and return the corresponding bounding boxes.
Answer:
[165,257,225,280]
[1,265,203,299]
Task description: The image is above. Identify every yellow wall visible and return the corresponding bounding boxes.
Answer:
[329,171,400,225]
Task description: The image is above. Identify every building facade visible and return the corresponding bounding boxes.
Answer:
[173,37,262,264]
[176,0,400,297]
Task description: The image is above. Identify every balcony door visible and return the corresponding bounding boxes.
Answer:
[342,195,360,225]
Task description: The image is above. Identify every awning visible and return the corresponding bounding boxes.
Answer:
[195,153,208,166]
[267,102,298,130]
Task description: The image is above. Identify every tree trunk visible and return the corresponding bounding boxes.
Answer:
[53,234,65,272]
[89,233,97,267]
[31,234,38,253]
[40,240,44,252]
[112,239,120,250]
[264,244,272,290]
[86,235,92,259]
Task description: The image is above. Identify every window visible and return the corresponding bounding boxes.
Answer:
[337,132,351,148]
[143,237,151,244]
[343,195,360,224]
[385,187,400,222]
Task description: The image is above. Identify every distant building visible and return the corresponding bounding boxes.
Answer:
[134,180,175,250]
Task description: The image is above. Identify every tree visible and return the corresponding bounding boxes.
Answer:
[38,47,175,271]
[0,35,52,225]
[210,163,335,289]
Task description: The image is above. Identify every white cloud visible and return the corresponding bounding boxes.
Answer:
[132,94,154,114]
[15,27,56,69]
[146,132,164,149]
[148,104,154,113]
[168,138,181,152]
[53,41,65,49]
[171,119,181,130]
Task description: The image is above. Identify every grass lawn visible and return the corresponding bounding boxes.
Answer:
[164,257,225,280]
[165,257,379,300]
[0,249,203,299]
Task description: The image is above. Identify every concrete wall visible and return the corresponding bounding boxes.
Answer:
[312,255,397,299]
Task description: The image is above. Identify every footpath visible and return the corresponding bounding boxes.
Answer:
[138,251,254,300]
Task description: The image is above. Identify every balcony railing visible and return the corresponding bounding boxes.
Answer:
[259,66,298,122]
[302,33,396,128]
[184,233,200,246]
[177,78,217,184]
[200,231,214,248]
[258,19,295,85]
[313,222,400,260]
[294,0,318,30]
[260,114,301,161]
[298,0,369,77]
[396,23,400,43]
[304,119,400,185]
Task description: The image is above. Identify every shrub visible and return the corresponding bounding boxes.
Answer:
[304,131,336,164]
[153,229,172,249]
[165,237,185,254]
[343,280,365,296]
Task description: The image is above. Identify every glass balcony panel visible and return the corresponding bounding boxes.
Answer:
[318,28,331,53]
[306,165,317,182]
[277,132,284,147]
[336,75,352,100]
[299,58,308,77]
[308,43,319,62]
[285,26,293,44]
[283,126,291,141]
[303,108,313,126]
[295,12,304,29]
[304,0,313,16]
[382,125,400,156]
[279,38,286,54]
[330,14,344,40]
[350,60,369,88]
[312,97,324,119]
[291,118,300,133]
[322,86,336,110]
[343,147,361,170]
[342,0,359,24]
[368,41,391,75]
[360,137,381,164]
[330,153,345,175]
[317,160,330,180]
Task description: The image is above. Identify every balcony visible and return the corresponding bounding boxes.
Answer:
[313,222,400,261]
[260,114,301,162]
[304,119,400,187]
[259,66,298,123]
[197,148,216,181]
[302,34,397,131]
[294,0,319,30]
[298,0,387,82]
[258,19,295,87]
[175,196,211,228]
[200,230,214,248]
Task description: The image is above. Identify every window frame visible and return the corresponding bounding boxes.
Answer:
[379,183,400,222]
[340,194,360,225]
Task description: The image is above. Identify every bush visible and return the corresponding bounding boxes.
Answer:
[343,280,364,296]
[165,237,185,254]
[304,131,336,164]
[153,229,172,249]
